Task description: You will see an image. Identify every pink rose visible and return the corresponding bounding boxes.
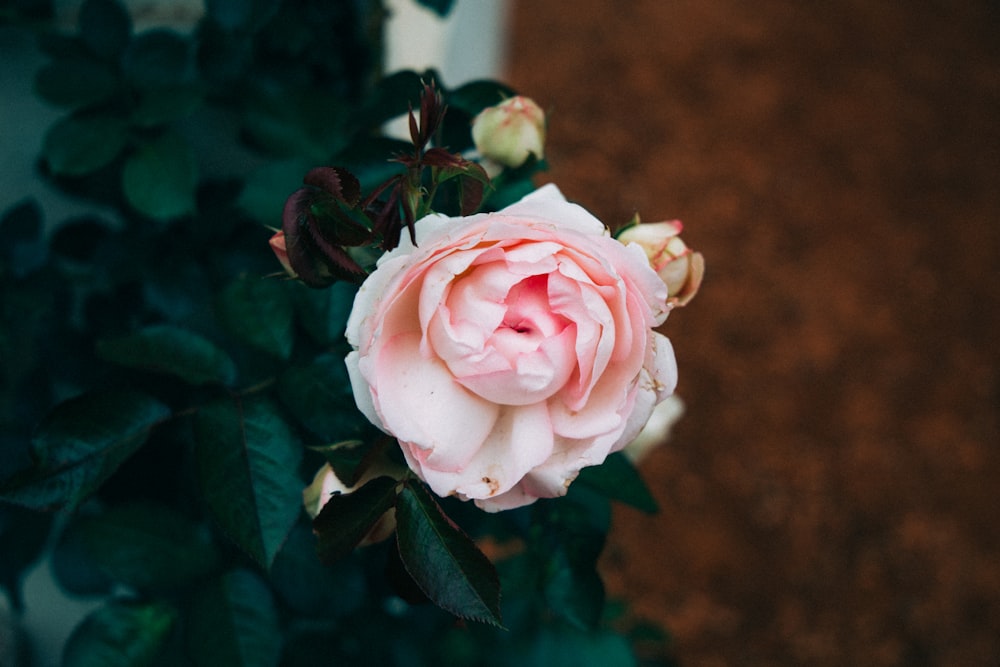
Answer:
[345,185,677,511]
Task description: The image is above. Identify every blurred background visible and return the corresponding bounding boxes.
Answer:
[504,1,1000,664]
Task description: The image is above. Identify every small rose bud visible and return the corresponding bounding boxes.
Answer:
[619,220,704,307]
[471,96,546,168]
[268,230,296,278]
[303,462,397,546]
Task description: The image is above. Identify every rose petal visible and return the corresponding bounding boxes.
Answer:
[413,402,554,501]
[374,332,499,471]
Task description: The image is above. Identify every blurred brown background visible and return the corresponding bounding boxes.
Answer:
[506,1,1000,664]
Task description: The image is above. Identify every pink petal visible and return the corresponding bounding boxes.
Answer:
[374,332,499,472]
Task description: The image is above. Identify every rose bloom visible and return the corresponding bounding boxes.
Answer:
[346,185,677,511]
[471,96,546,169]
[617,220,704,307]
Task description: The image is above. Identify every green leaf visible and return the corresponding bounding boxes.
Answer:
[43,114,129,176]
[205,0,281,32]
[542,547,605,631]
[395,481,502,626]
[310,440,369,488]
[287,280,356,346]
[63,599,176,667]
[269,522,365,617]
[277,353,367,441]
[79,0,132,61]
[187,569,282,667]
[96,324,237,386]
[216,277,293,360]
[446,79,517,116]
[237,158,314,226]
[34,59,119,109]
[193,396,302,568]
[51,519,115,597]
[575,452,659,513]
[122,29,195,92]
[0,391,170,511]
[532,489,610,630]
[122,134,198,220]
[77,502,220,592]
[516,625,637,667]
[312,476,398,564]
[361,70,425,126]
[131,85,204,127]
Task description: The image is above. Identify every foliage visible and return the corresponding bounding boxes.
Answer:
[0,0,676,665]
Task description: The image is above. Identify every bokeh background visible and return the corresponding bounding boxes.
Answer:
[505,1,999,665]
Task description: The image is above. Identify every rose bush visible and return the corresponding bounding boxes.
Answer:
[346,184,677,511]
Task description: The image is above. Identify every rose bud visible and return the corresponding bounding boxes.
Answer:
[471,96,546,168]
[268,230,296,278]
[303,462,397,546]
[618,220,704,307]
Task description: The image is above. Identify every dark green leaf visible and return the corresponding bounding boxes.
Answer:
[51,519,115,597]
[79,0,132,60]
[287,280,356,346]
[96,324,237,386]
[63,599,176,667]
[575,452,659,513]
[312,475,397,563]
[532,489,610,629]
[395,481,502,626]
[130,85,204,127]
[542,547,605,631]
[77,502,220,592]
[516,625,637,667]
[0,199,42,244]
[216,277,293,359]
[269,522,365,617]
[122,134,198,220]
[414,0,456,18]
[277,353,366,441]
[43,114,129,176]
[238,158,314,226]
[205,0,280,32]
[187,569,282,667]
[335,136,409,191]
[310,440,369,488]
[446,79,517,116]
[241,87,347,160]
[193,396,302,568]
[122,29,195,92]
[0,391,170,511]
[0,199,46,277]
[360,70,425,126]
[0,505,52,610]
[34,59,118,109]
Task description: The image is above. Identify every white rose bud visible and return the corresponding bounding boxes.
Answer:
[471,96,546,168]
[618,220,704,307]
[303,462,398,546]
